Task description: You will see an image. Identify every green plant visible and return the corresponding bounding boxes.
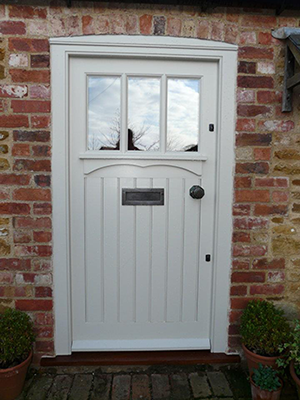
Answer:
[252,364,281,391]
[0,308,35,369]
[277,319,300,376]
[240,299,291,356]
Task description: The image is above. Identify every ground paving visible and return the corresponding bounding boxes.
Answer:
[17,364,298,400]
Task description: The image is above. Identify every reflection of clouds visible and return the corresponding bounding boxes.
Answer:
[88,76,120,150]
[87,76,200,152]
[167,79,199,151]
[128,78,160,151]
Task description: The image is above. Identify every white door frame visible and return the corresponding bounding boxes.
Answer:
[50,35,237,356]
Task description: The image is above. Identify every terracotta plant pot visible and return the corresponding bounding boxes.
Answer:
[290,361,300,399]
[242,344,283,375]
[0,351,32,400]
[250,375,283,400]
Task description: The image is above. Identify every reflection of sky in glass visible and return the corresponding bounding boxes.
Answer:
[88,76,120,150]
[167,79,200,152]
[128,77,160,151]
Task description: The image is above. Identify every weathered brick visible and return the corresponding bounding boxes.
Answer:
[31,54,50,68]
[255,177,288,187]
[167,17,182,36]
[34,175,51,187]
[238,61,256,74]
[0,258,31,271]
[140,15,152,35]
[0,174,30,185]
[236,162,269,174]
[32,145,51,157]
[233,231,251,242]
[231,285,247,296]
[153,16,166,35]
[0,21,26,35]
[253,148,271,161]
[33,203,52,215]
[239,47,274,60]
[11,100,51,113]
[16,299,53,311]
[12,144,30,157]
[31,115,51,129]
[231,271,265,283]
[33,231,52,243]
[250,284,284,295]
[236,133,272,147]
[13,130,50,142]
[9,5,47,19]
[254,204,288,216]
[237,104,272,117]
[13,188,51,201]
[0,115,29,128]
[15,245,52,257]
[10,69,50,83]
[236,118,256,132]
[14,159,51,172]
[238,76,274,89]
[14,217,51,229]
[9,38,49,52]
[0,203,30,215]
[35,287,52,297]
[235,189,270,203]
[0,85,27,98]
[252,258,285,269]
[235,176,252,188]
[241,15,276,28]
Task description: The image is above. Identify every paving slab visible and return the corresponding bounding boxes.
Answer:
[26,375,53,400]
[111,375,131,400]
[170,373,191,400]
[132,374,151,400]
[48,374,73,400]
[90,374,112,400]
[222,367,251,398]
[207,371,233,397]
[151,374,171,400]
[68,374,93,400]
[189,372,212,398]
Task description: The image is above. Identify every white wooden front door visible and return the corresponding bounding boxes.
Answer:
[70,56,218,351]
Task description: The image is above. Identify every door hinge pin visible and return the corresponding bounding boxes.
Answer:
[209,124,214,132]
[205,254,211,262]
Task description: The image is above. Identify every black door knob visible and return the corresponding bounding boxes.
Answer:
[189,185,205,199]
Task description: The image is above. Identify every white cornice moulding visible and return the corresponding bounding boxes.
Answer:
[49,34,238,51]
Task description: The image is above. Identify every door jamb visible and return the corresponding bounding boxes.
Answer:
[50,35,237,355]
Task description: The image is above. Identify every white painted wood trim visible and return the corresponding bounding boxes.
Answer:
[72,339,210,352]
[51,35,237,355]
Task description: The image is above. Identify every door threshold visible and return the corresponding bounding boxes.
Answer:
[41,350,240,366]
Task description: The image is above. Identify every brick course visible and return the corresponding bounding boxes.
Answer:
[0,2,299,362]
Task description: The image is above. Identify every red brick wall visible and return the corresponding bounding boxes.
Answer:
[0,2,299,363]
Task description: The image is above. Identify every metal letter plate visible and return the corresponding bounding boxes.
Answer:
[122,188,164,206]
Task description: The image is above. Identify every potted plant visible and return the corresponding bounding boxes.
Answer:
[0,308,35,400]
[250,364,283,400]
[240,299,291,374]
[277,319,300,398]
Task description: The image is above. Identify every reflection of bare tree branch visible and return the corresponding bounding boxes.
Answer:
[89,109,160,151]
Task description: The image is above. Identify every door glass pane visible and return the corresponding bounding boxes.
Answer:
[167,78,200,152]
[88,76,121,150]
[128,77,160,151]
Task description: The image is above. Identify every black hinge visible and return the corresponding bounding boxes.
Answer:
[205,254,211,262]
[209,124,214,132]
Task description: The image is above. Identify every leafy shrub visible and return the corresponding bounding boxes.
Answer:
[252,364,281,391]
[240,300,291,356]
[277,319,300,376]
[0,308,35,369]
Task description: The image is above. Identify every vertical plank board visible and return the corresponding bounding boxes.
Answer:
[103,178,119,323]
[85,177,102,322]
[151,178,167,322]
[119,178,135,322]
[166,178,184,322]
[181,178,201,322]
[135,178,152,323]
